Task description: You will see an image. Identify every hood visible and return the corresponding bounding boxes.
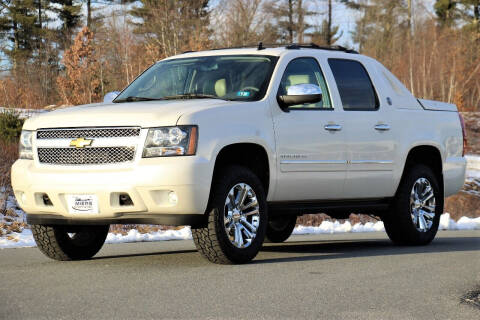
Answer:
[23,99,234,130]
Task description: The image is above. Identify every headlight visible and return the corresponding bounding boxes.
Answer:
[19,130,33,160]
[143,126,198,157]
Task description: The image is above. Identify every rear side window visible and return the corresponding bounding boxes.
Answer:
[328,59,378,111]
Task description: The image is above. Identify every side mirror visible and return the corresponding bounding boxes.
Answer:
[103,91,120,103]
[277,84,323,111]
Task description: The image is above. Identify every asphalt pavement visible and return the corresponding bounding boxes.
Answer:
[0,230,479,319]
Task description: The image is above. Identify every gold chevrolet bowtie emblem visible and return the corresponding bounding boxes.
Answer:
[70,137,93,148]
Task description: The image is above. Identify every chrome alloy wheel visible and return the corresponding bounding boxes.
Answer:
[224,183,260,248]
[410,178,436,232]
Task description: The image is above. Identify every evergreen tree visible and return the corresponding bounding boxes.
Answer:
[265,0,314,43]
[461,0,480,32]
[309,20,342,46]
[309,0,342,45]
[434,0,480,32]
[0,0,61,106]
[50,0,82,49]
[434,0,459,27]
[0,0,40,69]
[84,0,135,29]
[348,0,409,57]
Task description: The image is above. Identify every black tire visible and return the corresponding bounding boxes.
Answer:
[383,164,443,245]
[192,165,267,264]
[265,215,297,243]
[31,224,109,261]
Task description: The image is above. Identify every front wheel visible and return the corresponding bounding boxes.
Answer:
[31,224,109,260]
[192,166,267,264]
[383,164,442,245]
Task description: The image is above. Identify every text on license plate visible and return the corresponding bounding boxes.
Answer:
[67,195,99,214]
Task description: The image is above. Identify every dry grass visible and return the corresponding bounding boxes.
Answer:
[296,213,378,227]
[0,141,18,193]
[109,224,179,235]
[463,113,480,154]
[0,220,27,235]
[445,192,480,221]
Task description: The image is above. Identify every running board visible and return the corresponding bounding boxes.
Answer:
[268,198,392,218]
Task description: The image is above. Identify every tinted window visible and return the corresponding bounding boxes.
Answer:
[328,59,378,110]
[278,58,332,109]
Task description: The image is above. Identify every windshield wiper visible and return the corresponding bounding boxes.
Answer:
[162,93,232,101]
[113,96,165,103]
[114,93,233,103]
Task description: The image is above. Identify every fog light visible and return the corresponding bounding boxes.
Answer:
[119,194,133,206]
[21,193,27,204]
[168,191,178,204]
[42,194,53,206]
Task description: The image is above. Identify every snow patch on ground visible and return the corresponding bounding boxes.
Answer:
[439,213,480,230]
[463,155,480,196]
[1,213,479,249]
[105,227,193,244]
[0,229,35,248]
[293,220,385,235]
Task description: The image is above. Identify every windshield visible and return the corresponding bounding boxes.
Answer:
[114,55,278,103]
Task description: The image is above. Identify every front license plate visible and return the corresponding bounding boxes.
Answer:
[67,195,99,214]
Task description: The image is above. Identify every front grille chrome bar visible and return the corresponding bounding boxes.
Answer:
[37,127,141,139]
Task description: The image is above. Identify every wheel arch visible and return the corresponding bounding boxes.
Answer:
[211,143,271,196]
[396,145,444,196]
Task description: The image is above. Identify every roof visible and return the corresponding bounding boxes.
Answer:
[163,43,359,60]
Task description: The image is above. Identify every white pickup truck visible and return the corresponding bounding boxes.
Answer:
[12,44,467,264]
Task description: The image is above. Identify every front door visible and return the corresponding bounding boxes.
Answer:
[272,57,347,201]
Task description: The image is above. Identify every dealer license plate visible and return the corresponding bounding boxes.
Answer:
[67,195,99,214]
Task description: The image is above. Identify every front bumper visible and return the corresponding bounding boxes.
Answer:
[11,157,213,225]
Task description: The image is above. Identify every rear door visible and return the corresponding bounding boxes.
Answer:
[327,58,396,198]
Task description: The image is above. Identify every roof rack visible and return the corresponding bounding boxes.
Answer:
[285,43,358,54]
[189,43,266,52]
[183,42,358,54]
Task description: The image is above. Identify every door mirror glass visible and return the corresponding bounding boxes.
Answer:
[287,83,323,96]
[103,91,120,103]
[278,84,323,110]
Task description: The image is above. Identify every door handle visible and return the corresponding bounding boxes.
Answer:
[374,124,390,131]
[324,124,342,131]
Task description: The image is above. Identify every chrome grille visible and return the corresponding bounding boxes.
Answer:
[38,147,136,165]
[37,128,141,139]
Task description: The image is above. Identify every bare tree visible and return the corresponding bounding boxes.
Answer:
[213,0,265,46]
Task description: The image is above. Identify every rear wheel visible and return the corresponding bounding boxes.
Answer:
[31,224,109,260]
[383,164,442,245]
[192,166,267,264]
[265,215,297,243]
